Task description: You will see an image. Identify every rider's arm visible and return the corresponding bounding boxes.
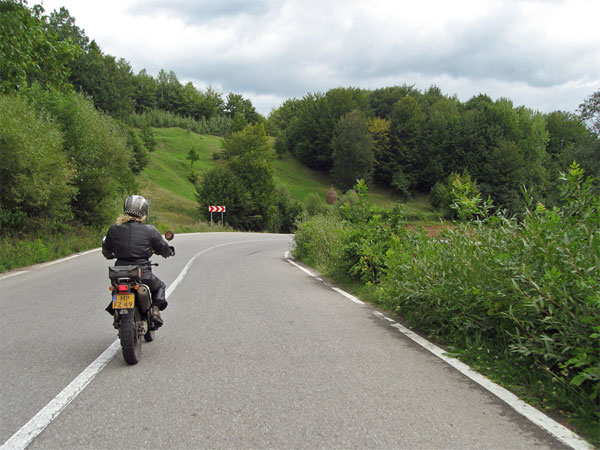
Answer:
[149,226,172,258]
[102,228,115,259]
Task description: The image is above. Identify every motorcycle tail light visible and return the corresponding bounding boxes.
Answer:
[117,284,129,293]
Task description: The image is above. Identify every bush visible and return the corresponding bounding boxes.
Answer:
[271,185,303,233]
[0,93,74,232]
[23,86,135,226]
[293,214,348,278]
[293,166,600,440]
[304,192,328,217]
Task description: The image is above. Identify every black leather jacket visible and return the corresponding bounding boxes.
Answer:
[102,221,171,266]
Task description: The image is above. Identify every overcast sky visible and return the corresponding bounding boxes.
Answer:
[40,0,599,116]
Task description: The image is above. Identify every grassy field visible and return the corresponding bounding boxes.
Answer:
[138,127,442,230]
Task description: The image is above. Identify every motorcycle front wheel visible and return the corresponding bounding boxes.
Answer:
[119,309,141,365]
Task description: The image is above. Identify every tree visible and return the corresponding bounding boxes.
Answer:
[46,6,89,48]
[133,69,158,113]
[196,123,276,230]
[68,41,136,117]
[224,92,260,124]
[578,90,600,136]
[545,110,599,202]
[368,116,391,184]
[140,123,156,152]
[387,95,425,193]
[187,148,199,167]
[122,124,149,175]
[196,163,247,227]
[369,84,417,118]
[331,110,374,191]
[156,69,183,112]
[0,0,80,93]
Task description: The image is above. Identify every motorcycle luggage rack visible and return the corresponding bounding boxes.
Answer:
[109,265,142,281]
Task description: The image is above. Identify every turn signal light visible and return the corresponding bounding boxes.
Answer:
[109,286,114,292]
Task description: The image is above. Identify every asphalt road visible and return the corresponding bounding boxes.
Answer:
[0,232,576,449]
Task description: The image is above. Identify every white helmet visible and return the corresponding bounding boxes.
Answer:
[124,195,149,218]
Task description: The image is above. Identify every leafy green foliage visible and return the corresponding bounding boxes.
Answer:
[0,93,74,231]
[578,90,600,137]
[271,86,598,218]
[294,168,600,441]
[280,88,372,172]
[22,86,135,225]
[0,0,81,93]
[330,110,375,191]
[130,108,232,136]
[122,124,150,174]
[272,185,303,233]
[196,123,277,231]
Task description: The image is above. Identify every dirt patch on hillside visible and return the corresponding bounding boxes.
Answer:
[406,224,455,237]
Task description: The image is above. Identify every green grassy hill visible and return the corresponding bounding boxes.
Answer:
[138,127,439,231]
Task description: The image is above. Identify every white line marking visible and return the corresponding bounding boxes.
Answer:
[0,271,29,281]
[285,254,592,450]
[1,249,102,280]
[286,258,316,278]
[37,255,80,268]
[1,237,289,450]
[385,320,592,450]
[0,341,120,450]
[331,287,365,305]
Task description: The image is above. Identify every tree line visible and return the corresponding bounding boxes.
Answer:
[0,0,263,235]
[269,85,599,215]
[1,1,262,128]
[2,0,598,234]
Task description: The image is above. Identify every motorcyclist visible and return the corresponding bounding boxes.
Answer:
[102,195,174,328]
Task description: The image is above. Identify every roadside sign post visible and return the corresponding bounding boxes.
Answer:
[208,205,226,226]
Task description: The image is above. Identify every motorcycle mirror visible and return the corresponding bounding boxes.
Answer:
[165,231,174,241]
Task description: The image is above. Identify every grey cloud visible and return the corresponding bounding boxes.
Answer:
[125,0,273,23]
[104,0,600,114]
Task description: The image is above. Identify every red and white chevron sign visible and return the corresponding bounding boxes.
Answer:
[208,205,226,213]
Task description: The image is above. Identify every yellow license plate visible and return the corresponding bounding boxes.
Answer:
[113,294,135,309]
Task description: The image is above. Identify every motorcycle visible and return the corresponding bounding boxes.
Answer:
[107,230,175,365]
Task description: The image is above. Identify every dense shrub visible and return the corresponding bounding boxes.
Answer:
[196,124,277,231]
[23,87,135,225]
[271,185,303,233]
[130,108,232,136]
[293,214,348,279]
[293,168,599,439]
[0,94,74,232]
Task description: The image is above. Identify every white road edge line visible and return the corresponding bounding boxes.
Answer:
[0,249,102,280]
[0,271,29,281]
[1,238,289,450]
[286,255,593,450]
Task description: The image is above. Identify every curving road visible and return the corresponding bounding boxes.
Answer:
[0,233,583,449]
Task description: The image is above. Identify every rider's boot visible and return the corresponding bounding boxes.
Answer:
[150,305,163,328]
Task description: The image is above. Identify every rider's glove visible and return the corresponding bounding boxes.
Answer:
[169,246,175,256]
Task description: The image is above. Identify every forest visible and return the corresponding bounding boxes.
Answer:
[269,86,599,216]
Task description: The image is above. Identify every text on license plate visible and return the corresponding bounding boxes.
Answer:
[113,294,135,309]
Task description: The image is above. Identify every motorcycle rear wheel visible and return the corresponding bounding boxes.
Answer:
[119,309,141,365]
